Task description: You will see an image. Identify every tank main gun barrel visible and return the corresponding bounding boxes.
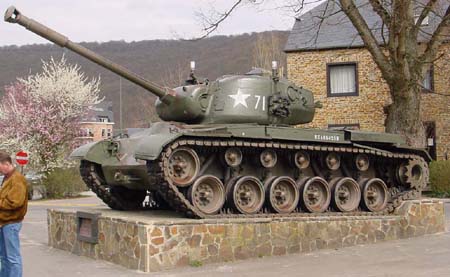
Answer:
[4,6,174,104]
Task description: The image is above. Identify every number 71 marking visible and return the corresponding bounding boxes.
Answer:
[254,95,266,111]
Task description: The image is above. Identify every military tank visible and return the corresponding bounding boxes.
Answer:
[5,6,430,218]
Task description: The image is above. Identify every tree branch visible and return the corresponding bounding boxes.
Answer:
[420,4,450,64]
[368,0,391,26]
[415,0,438,29]
[196,0,246,40]
[339,0,393,83]
[312,0,332,45]
[195,0,319,40]
[391,1,411,77]
[368,0,390,48]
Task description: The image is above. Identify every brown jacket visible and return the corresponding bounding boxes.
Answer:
[0,170,28,226]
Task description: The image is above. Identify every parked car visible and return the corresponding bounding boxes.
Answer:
[0,172,43,200]
[25,173,44,200]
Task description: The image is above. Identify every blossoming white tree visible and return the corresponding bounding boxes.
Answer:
[0,57,101,171]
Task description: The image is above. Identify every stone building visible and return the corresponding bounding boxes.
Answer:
[79,101,115,143]
[285,1,450,160]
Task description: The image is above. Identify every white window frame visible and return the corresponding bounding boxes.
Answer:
[98,116,109,123]
[422,66,434,92]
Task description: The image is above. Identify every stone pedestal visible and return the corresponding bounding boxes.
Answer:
[47,200,445,272]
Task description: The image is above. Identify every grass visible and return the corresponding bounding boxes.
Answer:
[189,260,203,267]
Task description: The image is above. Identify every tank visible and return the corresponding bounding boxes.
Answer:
[5,6,430,218]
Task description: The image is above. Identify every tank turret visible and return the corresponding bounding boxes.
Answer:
[5,6,317,126]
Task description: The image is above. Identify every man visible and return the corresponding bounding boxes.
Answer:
[0,151,28,277]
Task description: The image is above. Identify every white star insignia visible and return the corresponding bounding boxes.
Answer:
[229,89,251,108]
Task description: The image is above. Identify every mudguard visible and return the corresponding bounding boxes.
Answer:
[70,141,101,160]
[134,132,182,160]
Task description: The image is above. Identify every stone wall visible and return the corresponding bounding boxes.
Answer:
[48,200,445,273]
[286,44,450,160]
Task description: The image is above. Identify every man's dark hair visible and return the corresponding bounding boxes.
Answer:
[0,152,12,164]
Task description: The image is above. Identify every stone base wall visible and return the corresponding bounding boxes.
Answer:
[48,200,445,273]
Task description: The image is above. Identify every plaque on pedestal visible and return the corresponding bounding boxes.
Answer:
[76,211,100,244]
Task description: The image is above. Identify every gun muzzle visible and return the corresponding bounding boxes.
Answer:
[4,6,19,23]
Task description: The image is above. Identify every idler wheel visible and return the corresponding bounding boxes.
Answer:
[355,154,370,171]
[264,176,299,214]
[224,148,243,167]
[298,177,331,213]
[325,152,341,171]
[329,177,361,212]
[294,151,310,169]
[360,178,388,212]
[260,149,277,168]
[188,175,225,215]
[167,147,200,187]
[227,176,265,214]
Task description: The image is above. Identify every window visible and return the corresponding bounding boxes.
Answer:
[424,121,436,160]
[327,63,358,97]
[81,128,93,137]
[101,128,106,138]
[328,123,360,131]
[422,66,434,92]
[107,129,112,138]
[414,14,429,26]
[98,116,109,123]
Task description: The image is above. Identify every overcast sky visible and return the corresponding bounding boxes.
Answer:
[0,0,301,46]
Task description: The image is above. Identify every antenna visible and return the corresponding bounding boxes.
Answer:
[119,77,123,135]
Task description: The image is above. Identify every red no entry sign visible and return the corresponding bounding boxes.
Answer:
[16,151,29,166]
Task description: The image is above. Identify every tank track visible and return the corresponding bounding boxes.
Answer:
[149,138,426,219]
[80,161,163,210]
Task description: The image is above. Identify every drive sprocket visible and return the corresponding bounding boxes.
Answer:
[403,158,429,190]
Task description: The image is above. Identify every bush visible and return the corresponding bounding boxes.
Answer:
[429,160,450,197]
[42,167,87,199]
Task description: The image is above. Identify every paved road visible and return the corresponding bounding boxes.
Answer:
[21,196,450,277]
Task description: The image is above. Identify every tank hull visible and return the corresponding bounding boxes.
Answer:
[75,122,429,217]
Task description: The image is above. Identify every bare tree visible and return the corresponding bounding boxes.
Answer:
[252,32,287,76]
[197,0,450,148]
[160,62,190,88]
